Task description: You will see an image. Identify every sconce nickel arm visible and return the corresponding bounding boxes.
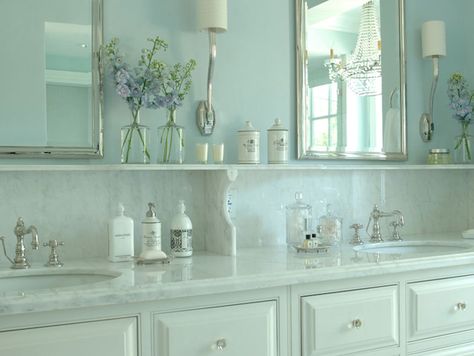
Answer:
[207,31,216,115]
[420,56,440,142]
[196,31,217,136]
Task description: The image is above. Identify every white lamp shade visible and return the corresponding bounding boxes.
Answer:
[197,0,228,32]
[422,20,446,58]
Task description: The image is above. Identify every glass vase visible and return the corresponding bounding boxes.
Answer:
[453,122,472,164]
[158,109,184,164]
[121,111,150,164]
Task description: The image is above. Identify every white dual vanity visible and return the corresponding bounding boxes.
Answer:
[2,238,474,356]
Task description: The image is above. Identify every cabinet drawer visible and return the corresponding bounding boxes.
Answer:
[153,300,277,356]
[0,317,137,356]
[301,285,399,356]
[407,275,474,340]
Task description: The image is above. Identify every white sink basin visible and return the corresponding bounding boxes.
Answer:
[353,240,473,255]
[0,269,121,293]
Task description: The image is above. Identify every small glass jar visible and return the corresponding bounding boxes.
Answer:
[285,192,312,249]
[427,148,451,165]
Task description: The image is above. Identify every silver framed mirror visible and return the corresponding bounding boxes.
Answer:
[296,0,406,160]
[0,0,103,158]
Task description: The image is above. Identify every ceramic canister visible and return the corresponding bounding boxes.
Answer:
[238,121,260,164]
[267,118,288,164]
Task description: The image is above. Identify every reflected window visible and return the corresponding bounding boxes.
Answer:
[309,82,338,150]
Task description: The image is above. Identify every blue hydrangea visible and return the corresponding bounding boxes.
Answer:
[447,73,474,123]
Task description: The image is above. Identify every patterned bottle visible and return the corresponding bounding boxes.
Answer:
[170,200,193,257]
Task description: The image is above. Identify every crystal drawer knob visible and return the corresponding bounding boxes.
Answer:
[216,338,226,350]
[349,319,362,329]
[455,302,467,311]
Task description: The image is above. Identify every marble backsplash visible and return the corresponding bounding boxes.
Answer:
[0,170,206,264]
[231,169,471,248]
[0,168,470,263]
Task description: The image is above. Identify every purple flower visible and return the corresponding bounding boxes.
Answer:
[447,73,474,123]
[115,69,130,84]
[116,83,131,98]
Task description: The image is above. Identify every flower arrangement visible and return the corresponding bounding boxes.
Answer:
[105,36,167,163]
[153,59,197,112]
[104,36,196,164]
[447,72,474,161]
[154,60,196,163]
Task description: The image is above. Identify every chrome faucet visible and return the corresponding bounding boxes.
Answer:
[388,211,405,241]
[11,218,39,269]
[366,205,404,243]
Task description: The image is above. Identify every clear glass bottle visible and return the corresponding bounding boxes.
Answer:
[285,192,312,249]
[318,204,342,246]
[121,111,150,164]
[158,109,185,164]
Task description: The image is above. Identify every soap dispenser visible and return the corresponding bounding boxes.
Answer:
[139,202,167,261]
[170,200,193,257]
[108,203,134,262]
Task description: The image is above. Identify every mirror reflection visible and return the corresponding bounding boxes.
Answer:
[297,0,406,160]
[0,0,102,157]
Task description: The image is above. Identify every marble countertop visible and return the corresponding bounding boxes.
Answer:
[2,235,474,316]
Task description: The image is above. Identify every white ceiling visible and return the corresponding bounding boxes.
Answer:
[307,0,368,33]
[44,22,91,59]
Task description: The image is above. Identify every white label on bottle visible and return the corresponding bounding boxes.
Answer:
[143,224,161,249]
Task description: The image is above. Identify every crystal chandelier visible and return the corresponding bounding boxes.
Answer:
[324,0,382,96]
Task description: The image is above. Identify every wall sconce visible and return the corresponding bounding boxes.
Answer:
[196,0,228,136]
[420,20,446,142]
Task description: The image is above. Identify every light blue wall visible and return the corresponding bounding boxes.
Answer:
[2,0,472,164]
[404,0,472,163]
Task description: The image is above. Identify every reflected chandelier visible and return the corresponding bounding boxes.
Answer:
[324,0,381,96]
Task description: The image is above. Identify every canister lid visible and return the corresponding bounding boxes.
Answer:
[268,118,288,131]
[238,120,259,132]
[429,148,450,154]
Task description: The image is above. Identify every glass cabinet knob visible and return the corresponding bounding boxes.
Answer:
[216,338,226,350]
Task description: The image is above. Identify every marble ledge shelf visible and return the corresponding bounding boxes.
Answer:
[0,163,472,172]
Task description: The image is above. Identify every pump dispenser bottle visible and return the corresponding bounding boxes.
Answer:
[170,200,193,257]
[139,202,167,261]
[108,203,134,262]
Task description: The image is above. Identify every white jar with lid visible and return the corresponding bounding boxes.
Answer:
[238,121,260,164]
[267,118,288,164]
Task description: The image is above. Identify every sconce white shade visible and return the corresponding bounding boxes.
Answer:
[422,20,446,58]
[197,0,228,32]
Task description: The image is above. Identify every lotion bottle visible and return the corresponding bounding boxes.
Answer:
[108,203,134,262]
[170,200,193,257]
[139,202,167,261]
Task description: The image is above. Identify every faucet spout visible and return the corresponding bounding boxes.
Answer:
[11,218,39,269]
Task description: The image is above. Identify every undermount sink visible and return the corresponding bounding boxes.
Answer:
[353,240,473,255]
[0,269,121,293]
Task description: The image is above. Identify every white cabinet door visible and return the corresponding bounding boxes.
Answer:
[154,301,277,356]
[410,342,474,356]
[301,285,399,356]
[407,275,474,340]
[0,317,137,356]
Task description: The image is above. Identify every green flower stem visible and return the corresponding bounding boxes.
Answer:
[159,109,184,163]
[122,110,150,163]
[455,121,472,161]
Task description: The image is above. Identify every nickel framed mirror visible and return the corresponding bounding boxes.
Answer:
[296,0,406,160]
[0,0,103,158]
